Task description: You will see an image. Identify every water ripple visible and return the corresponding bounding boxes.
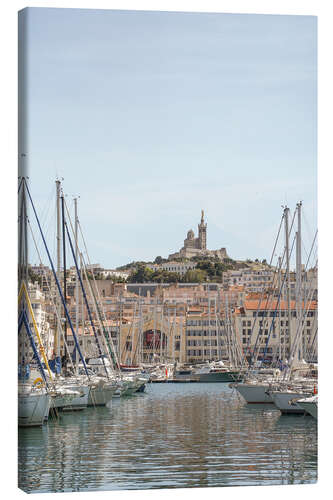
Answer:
[18,383,317,493]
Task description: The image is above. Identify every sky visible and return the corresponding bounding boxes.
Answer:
[20,7,317,269]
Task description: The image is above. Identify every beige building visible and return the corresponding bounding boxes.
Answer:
[234,298,317,362]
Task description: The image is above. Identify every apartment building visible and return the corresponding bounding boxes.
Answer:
[160,261,196,275]
[234,297,317,362]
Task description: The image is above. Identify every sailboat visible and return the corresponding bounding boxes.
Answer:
[234,205,300,404]
[268,203,318,414]
[234,203,318,408]
[18,179,52,426]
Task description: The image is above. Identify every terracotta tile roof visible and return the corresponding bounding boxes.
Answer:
[244,299,317,311]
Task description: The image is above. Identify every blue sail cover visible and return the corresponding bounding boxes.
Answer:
[71,346,77,362]
[18,362,30,380]
[48,356,62,374]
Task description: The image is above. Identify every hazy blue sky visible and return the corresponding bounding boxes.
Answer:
[22,7,317,268]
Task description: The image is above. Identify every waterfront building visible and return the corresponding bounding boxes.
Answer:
[19,281,55,361]
[234,297,318,362]
[185,305,232,363]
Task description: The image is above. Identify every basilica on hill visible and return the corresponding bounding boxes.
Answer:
[168,210,229,260]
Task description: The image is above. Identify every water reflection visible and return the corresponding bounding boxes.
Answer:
[18,383,317,493]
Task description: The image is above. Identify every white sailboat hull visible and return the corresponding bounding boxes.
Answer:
[53,384,89,410]
[88,385,116,406]
[18,393,51,427]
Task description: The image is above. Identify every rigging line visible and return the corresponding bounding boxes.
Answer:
[80,258,116,373]
[251,233,297,367]
[18,177,24,194]
[78,259,119,368]
[24,179,90,378]
[303,230,318,272]
[240,209,286,368]
[244,206,298,368]
[302,207,317,246]
[27,218,78,377]
[30,192,57,268]
[70,208,119,367]
[64,220,110,378]
[287,261,317,365]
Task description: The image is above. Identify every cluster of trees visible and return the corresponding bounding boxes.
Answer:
[27,267,42,287]
[116,255,270,284]
[127,258,237,284]
[127,264,181,283]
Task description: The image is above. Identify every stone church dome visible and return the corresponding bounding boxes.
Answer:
[187,229,195,239]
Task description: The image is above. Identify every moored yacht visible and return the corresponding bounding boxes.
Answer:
[296,394,318,419]
[18,382,51,427]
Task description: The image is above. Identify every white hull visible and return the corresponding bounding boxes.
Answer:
[297,397,318,419]
[271,390,313,414]
[88,385,115,406]
[235,383,273,403]
[53,384,89,410]
[18,393,51,427]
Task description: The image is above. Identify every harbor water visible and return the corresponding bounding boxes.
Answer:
[18,383,317,493]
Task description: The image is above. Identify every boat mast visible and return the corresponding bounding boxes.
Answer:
[296,201,303,361]
[208,284,212,360]
[74,197,79,375]
[278,256,283,362]
[284,206,292,364]
[160,297,164,363]
[55,180,61,370]
[61,193,68,370]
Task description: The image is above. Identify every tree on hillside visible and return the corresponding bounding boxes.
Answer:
[183,268,207,283]
[127,264,154,283]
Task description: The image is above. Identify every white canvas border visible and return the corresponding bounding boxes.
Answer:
[1,1,331,499]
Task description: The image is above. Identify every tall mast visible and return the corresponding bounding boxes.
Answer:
[296,202,302,360]
[278,256,283,361]
[61,193,68,368]
[208,284,212,360]
[55,180,61,365]
[74,197,79,374]
[284,206,292,363]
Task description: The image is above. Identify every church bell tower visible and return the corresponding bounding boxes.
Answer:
[198,209,207,250]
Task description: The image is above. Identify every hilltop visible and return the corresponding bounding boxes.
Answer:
[116,256,271,284]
